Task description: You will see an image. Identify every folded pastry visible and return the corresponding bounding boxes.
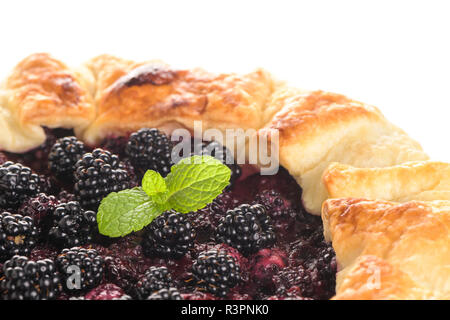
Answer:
[0,53,429,216]
[322,198,450,299]
[323,161,450,202]
[332,255,436,300]
[258,89,428,214]
[0,53,95,153]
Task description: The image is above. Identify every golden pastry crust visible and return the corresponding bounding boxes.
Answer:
[323,161,450,202]
[258,89,428,214]
[322,198,450,299]
[0,53,94,152]
[333,255,435,300]
[81,56,275,145]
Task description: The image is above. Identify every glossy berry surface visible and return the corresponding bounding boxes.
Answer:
[216,204,275,255]
[48,136,86,179]
[56,247,105,293]
[18,193,59,230]
[142,210,196,259]
[0,162,47,211]
[74,148,130,210]
[0,255,61,300]
[134,266,175,299]
[191,249,241,297]
[125,128,173,177]
[48,201,97,248]
[0,212,38,262]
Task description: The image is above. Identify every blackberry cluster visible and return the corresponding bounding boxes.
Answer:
[48,136,86,178]
[18,193,59,229]
[187,192,239,239]
[0,162,48,210]
[125,128,173,177]
[48,201,97,248]
[191,249,241,297]
[254,190,297,220]
[272,265,323,299]
[74,148,130,210]
[142,210,195,259]
[147,287,182,300]
[56,247,105,293]
[216,204,275,256]
[134,266,175,299]
[0,212,38,262]
[273,245,336,300]
[193,140,241,187]
[0,255,61,300]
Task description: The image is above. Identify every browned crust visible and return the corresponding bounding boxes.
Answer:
[323,198,450,299]
[4,53,94,127]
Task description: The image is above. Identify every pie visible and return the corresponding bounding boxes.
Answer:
[0,53,447,300]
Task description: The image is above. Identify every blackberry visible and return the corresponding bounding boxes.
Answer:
[134,266,174,299]
[142,210,195,259]
[215,204,275,255]
[273,265,320,299]
[0,212,38,262]
[254,190,298,240]
[57,190,76,203]
[48,201,97,248]
[0,255,61,300]
[254,190,296,220]
[147,287,182,300]
[193,140,241,186]
[0,161,47,210]
[18,193,59,229]
[125,128,173,177]
[74,148,130,210]
[187,192,239,240]
[56,247,105,293]
[191,249,241,297]
[48,136,86,179]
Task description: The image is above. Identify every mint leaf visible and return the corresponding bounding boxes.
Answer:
[96,155,231,238]
[97,187,164,237]
[164,155,231,213]
[142,170,167,204]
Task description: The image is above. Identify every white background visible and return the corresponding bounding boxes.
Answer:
[1,0,449,160]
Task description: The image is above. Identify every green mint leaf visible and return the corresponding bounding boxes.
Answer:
[142,170,167,203]
[164,155,231,213]
[97,187,164,237]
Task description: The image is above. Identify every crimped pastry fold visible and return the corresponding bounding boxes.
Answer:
[322,198,450,299]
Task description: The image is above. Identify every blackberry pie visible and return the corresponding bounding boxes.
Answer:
[0,53,447,300]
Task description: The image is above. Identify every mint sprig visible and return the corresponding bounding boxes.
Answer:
[97,155,231,237]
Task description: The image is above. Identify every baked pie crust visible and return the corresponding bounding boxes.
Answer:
[323,198,450,300]
[1,53,447,300]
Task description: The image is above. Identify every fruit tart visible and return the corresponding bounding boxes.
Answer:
[0,53,447,300]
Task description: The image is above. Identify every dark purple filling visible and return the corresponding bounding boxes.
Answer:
[1,130,336,300]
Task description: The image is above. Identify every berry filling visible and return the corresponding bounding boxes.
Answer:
[0,127,336,300]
